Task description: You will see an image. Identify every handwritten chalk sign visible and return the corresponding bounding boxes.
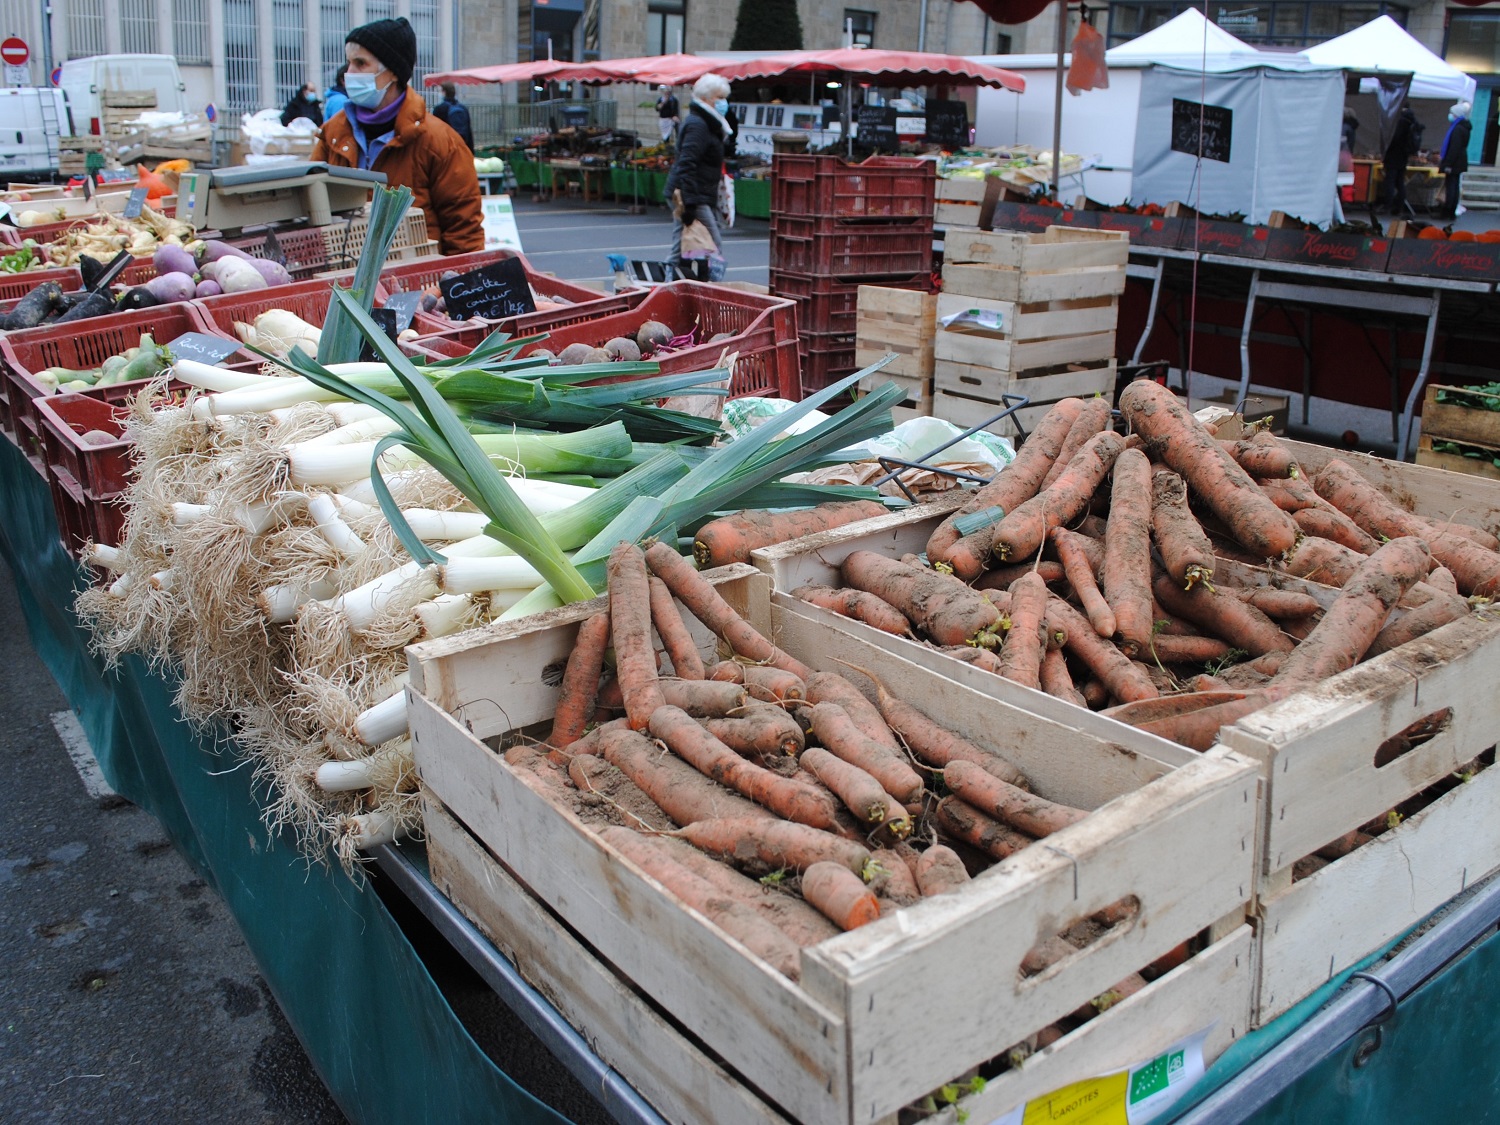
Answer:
[1171,98,1233,164]
[856,105,898,152]
[122,186,148,219]
[358,307,404,362]
[925,99,969,148]
[166,332,243,365]
[440,256,536,322]
[382,290,424,334]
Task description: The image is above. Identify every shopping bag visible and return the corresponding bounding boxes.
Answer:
[681,218,717,258]
[717,169,736,229]
[1065,22,1109,96]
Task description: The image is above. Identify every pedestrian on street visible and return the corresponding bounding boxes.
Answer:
[313,16,483,255]
[1383,103,1420,215]
[433,82,475,152]
[664,73,733,279]
[281,83,323,128]
[655,84,680,146]
[1438,100,1473,220]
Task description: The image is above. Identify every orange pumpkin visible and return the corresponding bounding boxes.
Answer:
[135,165,174,200]
[1417,226,1447,240]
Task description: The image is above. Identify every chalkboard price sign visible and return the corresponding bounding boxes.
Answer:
[382,290,424,334]
[856,105,898,152]
[1171,98,1233,164]
[166,332,243,365]
[358,307,404,363]
[925,99,969,148]
[440,257,537,321]
[123,186,148,220]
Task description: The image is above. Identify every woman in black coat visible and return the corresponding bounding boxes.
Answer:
[1439,101,1473,220]
[664,72,733,278]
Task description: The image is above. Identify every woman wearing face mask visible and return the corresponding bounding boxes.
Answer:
[664,73,734,278]
[1438,101,1473,221]
[281,83,323,128]
[313,17,483,255]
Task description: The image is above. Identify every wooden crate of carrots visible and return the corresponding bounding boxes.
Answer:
[407,562,1258,1125]
[745,389,1500,1029]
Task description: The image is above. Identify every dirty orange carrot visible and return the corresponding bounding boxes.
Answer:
[1425,528,1500,598]
[800,861,881,930]
[991,431,1128,563]
[702,706,807,759]
[547,611,611,750]
[1045,598,1159,703]
[1103,447,1156,650]
[805,671,900,750]
[706,660,744,683]
[598,827,802,979]
[671,816,872,876]
[1080,679,1109,709]
[1111,690,1275,751]
[649,705,843,830]
[1224,586,1323,619]
[1039,646,1088,706]
[941,645,1007,674]
[648,576,705,680]
[998,570,1049,689]
[1150,468,1215,589]
[741,665,807,704]
[1119,379,1299,559]
[868,848,921,907]
[1257,474,1329,513]
[936,796,1034,859]
[1052,527,1115,637]
[1145,634,1233,664]
[1426,566,1460,595]
[658,679,748,717]
[809,701,926,807]
[974,561,1066,591]
[841,550,1002,647]
[1283,536,1460,612]
[1368,596,1470,655]
[549,717,629,766]
[1039,397,1114,492]
[1152,575,1294,658]
[928,398,1088,571]
[598,726,774,826]
[943,760,1087,837]
[800,745,894,824]
[693,500,888,567]
[609,542,666,730]
[792,583,913,635]
[645,541,814,681]
[1225,431,1299,479]
[1313,459,1500,552]
[1291,507,1380,554]
[839,661,1032,788]
[913,844,972,896]
[1272,536,1432,686]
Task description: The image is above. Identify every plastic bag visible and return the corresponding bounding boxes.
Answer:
[717,169,736,229]
[1066,22,1109,96]
[680,218,717,258]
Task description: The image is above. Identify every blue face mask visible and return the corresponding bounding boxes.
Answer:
[345,70,390,109]
[713,98,729,116]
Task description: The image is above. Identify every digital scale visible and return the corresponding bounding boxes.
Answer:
[175,163,387,233]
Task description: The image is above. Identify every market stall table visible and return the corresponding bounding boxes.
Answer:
[546,159,609,203]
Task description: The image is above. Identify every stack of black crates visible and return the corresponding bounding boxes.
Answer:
[768,155,937,393]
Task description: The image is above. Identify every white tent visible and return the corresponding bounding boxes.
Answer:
[1106,8,1262,67]
[1301,15,1477,102]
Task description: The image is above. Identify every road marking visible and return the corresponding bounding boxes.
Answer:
[49,710,118,801]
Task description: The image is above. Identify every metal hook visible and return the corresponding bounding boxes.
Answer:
[1349,970,1400,1027]
[1043,843,1080,900]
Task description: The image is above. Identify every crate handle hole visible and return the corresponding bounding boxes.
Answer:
[1372,708,1453,769]
[1019,894,1141,986]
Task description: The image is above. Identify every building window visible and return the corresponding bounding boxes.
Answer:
[273,0,306,107]
[1106,2,1406,49]
[1447,12,1500,75]
[321,0,351,87]
[173,0,211,64]
[411,0,440,89]
[365,0,396,21]
[68,0,108,59]
[993,31,1013,54]
[121,0,157,54]
[224,0,260,112]
[647,0,686,55]
[845,9,876,47]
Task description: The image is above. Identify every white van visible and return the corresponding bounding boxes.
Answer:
[0,87,68,178]
[59,54,188,136]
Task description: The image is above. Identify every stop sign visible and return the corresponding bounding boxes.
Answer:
[0,38,27,66]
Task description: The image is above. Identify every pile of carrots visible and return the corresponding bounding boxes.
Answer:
[780,383,1496,755]
[511,538,1164,1052]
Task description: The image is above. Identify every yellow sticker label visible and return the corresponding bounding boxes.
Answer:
[1021,1071,1129,1125]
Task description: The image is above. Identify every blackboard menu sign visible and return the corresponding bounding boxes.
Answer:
[440,257,537,321]
[1171,98,1233,164]
[925,99,969,148]
[166,332,243,365]
[856,105,898,151]
[358,307,404,362]
[382,290,424,334]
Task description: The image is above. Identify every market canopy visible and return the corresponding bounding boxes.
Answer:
[424,58,614,87]
[1300,15,1477,101]
[708,47,1026,92]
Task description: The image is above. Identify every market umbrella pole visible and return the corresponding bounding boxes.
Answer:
[1052,0,1066,195]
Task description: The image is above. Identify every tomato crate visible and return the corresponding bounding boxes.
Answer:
[769,214,934,277]
[35,393,133,498]
[771,269,930,338]
[49,461,126,552]
[408,280,801,400]
[407,563,1258,1125]
[770,154,936,220]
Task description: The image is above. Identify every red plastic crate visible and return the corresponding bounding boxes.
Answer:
[409,281,801,400]
[0,304,214,447]
[0,267,84,301]
[191,278,347,338]
[770,269,931,337]
[770,214,934,277]
[49,461,126,552]
[36,393,133,498]
[771,155,936,220]
[228,227,332,280]
[796,328,860,395]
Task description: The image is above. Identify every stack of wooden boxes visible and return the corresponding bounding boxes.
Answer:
[934,223,1128,437]
[854,286,937,421]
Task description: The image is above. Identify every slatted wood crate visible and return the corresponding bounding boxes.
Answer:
[854,286,936,420]
[752,441,1500,1031]
[1415,384,1500,480]
[407,562,1259,1125]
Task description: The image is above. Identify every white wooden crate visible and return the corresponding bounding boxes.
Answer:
[931,359,1117,441]
[942,227,1128,304]
[407,564,1258,1125]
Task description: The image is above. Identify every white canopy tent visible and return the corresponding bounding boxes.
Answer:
[1301,15,1477,102]
[1105,8,1264,68]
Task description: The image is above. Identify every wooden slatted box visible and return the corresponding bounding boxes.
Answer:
[407,564,1259,1125]
[1415,384,1500,480]
[855,286,936,421]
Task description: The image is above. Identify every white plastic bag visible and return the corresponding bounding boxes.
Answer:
[716,169,735,229]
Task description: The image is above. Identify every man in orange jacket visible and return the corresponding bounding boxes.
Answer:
[314,17,483,255]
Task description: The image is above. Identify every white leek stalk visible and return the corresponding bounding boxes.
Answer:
[353,675,410,746]
[258,577,340,623]
[413,594,480,638]
[331,496,489,544]
[172,358,281,393]
[326,402,384,426]
[109,573,134,597]
[343,810,397,848]
[292,415,402,450]
[190,362,396,419]
[436,556,543,595]
[306,493,366,558]
[486,589,529,617]
[317,758,380,792]
[149,569,176,591]
[326,533,506,630]
[287,442,421,487]
[85,543,123,571]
